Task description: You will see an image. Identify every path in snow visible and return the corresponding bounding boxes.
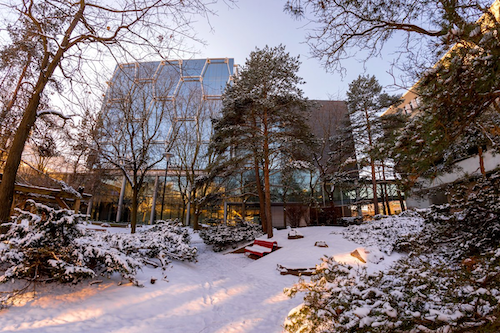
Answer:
[0,227,402,333]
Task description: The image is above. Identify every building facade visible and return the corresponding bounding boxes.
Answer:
[95,58,236,224]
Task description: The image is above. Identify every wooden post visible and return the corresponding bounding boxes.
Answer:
[74,198,81,214]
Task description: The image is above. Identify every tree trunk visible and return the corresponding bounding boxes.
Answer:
[131,186,138,234]
[0,56,31,163]
[478,146,486,176]
[393,170,406,212]
[323,182,337,224]
[262,111,273,238]
[190,185,199,230]
[354,179,362,217]
[0,6,83,223]
[0,92,41,223]
[180,201,186,224]
[381,164,392,215]
[242,200,246,224]
[398,190,406,212]
[254,157,267,233]
[192,212,200,230]
[249,106,268,233]
[384,182,392,215]
[370,158,379,215]
[263,164,273,238]
[380,184,387,215]
[283,191,287,228]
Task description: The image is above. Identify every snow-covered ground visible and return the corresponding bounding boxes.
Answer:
[0,226,402,333]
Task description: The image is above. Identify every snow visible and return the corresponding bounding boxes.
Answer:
[244,244,274,255]
[353,306,371,318]
[334,210,425,255]
[0,226,401,333]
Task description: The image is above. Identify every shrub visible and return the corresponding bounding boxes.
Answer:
[93,220,198,268]
[0,201,197,307]
[0,200,141,286]
[285,172,500,332]
[335,210,424,255]
[199,221,264,252]
[396,171,500,260]
[285,249,500,333]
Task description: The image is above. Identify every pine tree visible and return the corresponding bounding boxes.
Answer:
[384,105,500,189]
[209,45,314,238]
[346,75,400,215]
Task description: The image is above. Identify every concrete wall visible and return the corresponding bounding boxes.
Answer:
[406,150,500,209]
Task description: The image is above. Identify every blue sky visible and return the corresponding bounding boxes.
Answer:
[188,0,407,100]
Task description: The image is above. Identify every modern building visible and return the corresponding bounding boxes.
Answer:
[94,58,236,224]
[383,90,500,208]
[310,100,404,218]
[221,100,358,227]
[221,100,402,227]
[104,58,236,146]
[95,58,399,227]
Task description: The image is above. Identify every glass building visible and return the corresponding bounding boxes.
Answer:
[104,58,235,148]
[93,59,397,227]
[94,58,236,225]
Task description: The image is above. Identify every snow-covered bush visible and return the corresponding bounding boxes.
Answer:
[0,200,141,286]
[334,210,425,255]
[0,202,197,307]
[199,222,264,252]
[396,172,500,260]
[91,220,198,268]
[285,249,500,333]
[285,173,500,332]
[337,216,363,226]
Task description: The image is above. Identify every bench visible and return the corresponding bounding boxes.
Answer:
[244,239,278,257]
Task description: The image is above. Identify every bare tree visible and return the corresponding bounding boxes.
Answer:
[170,87,221,230]
[0,0,215,223]
[97,64,177,233]
[308,101,356,208]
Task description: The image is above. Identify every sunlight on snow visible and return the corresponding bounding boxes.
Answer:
[214,317,263,333]
[262,291,289,305]
[32,283,114,308]
[118,283,204,308]
[333,252,366,266]
[164,284,250,317]
[6,291,36,307]
[1,308,104,332]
